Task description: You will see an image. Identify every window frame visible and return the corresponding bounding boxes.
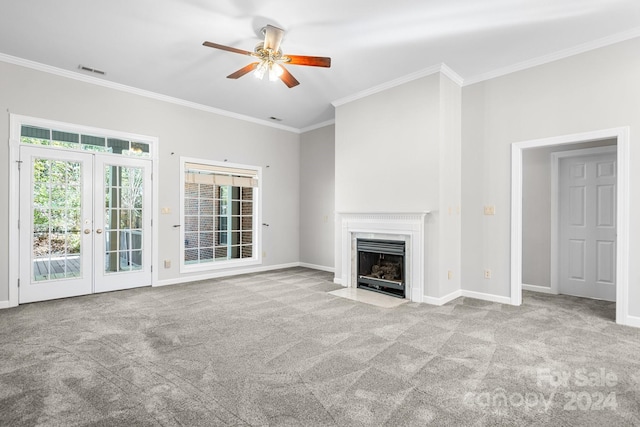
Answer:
[179,157,262,273]
[19,124,153,158]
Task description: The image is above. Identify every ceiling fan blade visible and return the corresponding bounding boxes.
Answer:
[263,24,284,52]
[203,41,253,56]
[227,62,260,79]
[284,55,331,68]
[279,66,300,88]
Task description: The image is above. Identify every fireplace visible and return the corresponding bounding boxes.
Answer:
[337,212,427,302]
[357,239,406,298]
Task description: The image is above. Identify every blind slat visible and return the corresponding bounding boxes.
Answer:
[185,162,258,178]
[81,135,106,147]
[185,173,258,187]
[52,130,79,143]
[21,125,50,140]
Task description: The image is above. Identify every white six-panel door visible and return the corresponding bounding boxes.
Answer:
[559,151,616,301]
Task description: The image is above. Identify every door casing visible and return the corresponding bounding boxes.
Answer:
[511,127,630,326]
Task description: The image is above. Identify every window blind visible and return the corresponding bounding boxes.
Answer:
[185,162,259,187]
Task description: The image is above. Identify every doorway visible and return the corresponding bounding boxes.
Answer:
[9,115,157,306]
[18,146,152,303]
[511,127,630,326]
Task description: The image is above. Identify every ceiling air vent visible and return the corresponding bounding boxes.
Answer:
[78,65,106,75]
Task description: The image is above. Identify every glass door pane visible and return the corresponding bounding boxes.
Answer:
[32,158,83,281]
[104,165,144,274]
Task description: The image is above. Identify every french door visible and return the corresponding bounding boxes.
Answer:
[19,146,152,303]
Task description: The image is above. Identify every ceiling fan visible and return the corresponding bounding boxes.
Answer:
[203,24,331,88]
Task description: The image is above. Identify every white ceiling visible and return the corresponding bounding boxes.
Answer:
[1,0,639,131]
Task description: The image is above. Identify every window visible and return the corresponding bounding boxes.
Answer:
[20,125,151,157]
[181,159,261,271]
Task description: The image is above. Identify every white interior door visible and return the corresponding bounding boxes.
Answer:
[19,146,152,303]
[559,150,616,301]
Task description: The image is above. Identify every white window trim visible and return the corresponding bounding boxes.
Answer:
[179,157,262,273]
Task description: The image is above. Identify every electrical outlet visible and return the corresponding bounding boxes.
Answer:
[448,270,453,280]
[161,207,171,214]
[483,205,495,215]
[164,260,171,268]
[484,269,492,279]
[262,251,267,258]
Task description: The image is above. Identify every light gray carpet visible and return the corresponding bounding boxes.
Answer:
[1,267,639,426]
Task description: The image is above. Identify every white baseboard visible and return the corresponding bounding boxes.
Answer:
[522,283,557,294]
[299,263,335,273]
[461,290,513,305]
[154,262,300,287]
[333,278,344,286]
[0,300,10,310]
[622,314,640,328]
[423,290,462,306]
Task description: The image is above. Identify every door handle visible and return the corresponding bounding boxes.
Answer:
[96,229,103,234]
[84,229,91,234]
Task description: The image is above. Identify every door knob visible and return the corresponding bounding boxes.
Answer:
[96,229,103,234]
[84,229,91,234]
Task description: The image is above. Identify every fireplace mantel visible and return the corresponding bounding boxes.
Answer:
[335,212,429,302]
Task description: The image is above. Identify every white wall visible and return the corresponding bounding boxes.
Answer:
[299,125,335,269]
[461,37,640,317]
[335,75,440,213]
[0,60,301,302]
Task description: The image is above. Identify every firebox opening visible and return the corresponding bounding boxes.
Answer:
[357,239,406,299]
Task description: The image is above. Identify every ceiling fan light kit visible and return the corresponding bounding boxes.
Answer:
[203,24,331,88]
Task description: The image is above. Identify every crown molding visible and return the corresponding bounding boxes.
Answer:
[331,63,461,107]
[464,27,640,86]
[300,119,335,133]
[439,63,464,86]
[0,53,301,134]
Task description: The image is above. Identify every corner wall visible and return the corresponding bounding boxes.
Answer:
[300,125,335,270]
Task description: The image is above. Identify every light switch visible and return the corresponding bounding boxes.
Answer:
[161,207,171,214]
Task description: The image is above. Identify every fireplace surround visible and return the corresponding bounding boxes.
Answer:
[336,212,428,302]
